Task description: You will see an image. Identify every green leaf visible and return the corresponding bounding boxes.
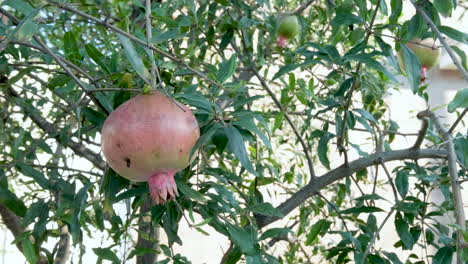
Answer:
[70,183,91,244]
[114,184,147,202]
[439,26,468,44]
[382,251,403,264]
[85,44,111,73]
[395,171,409,199]
[448,88,468,112]
[21,239,38,264]
[4,0,34,15]
[83,107,106,128]
[64,31,83,63]
[434,0,453,17]
[454,135,468,168]
[15,15,38,42]
[331,11,364,27]
[433,246,455,264]
[394,212,414,249]
[400,44,421,93]
[233,117,272,150]
[305,219,331,245]
[177,181,207,203]
[117,34,150,83]
[451,46,468,71]
[272,64,300,80]
[226,224,259,256]
[190,122,222,157]
[217,55,237,83]
[354,194,386,202]
[318,132,334,169]
[0,187,27,217]
[16,164,50,189]
[250,202,283,217]
[345,54,396,81]
[224,126,256,174]
[389,0,402,24]
[259,228,291,241]
[93,247,120,263]
[340,206,384,215]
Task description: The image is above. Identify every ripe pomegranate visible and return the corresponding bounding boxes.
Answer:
[276,16,299,48]
[101,91,200,204]
[397,38,440,83]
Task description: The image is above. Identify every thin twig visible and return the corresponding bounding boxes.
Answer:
[448,108,468,134]
[379,159,399,201]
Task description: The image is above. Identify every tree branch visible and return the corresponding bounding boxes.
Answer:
[6,86,106,170]
[417,110,466,263]
[412,114,429,149]
[256,148,447,228]
[0,8,109,115]
[449,108,468,134]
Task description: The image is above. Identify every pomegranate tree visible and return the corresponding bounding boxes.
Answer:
[276,15,299,48]
[101,91,200,204]
[397,38,440,82]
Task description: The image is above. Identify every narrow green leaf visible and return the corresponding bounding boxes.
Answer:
[434,0,453,17]
[395,171,409,199]
[345,54,396,81]
[224,126,255,174]
[64,31,82,63]
[448,88,468,112]
[259,228,291,241]
[439,26,468,44]
[250,202,283,217]
[226,224,259,256]
[93,247,120,263]
[451,46,468,71]
[400,44,421,93]
[394,212,414,249]
[305,219,331,245]
[21,239,38,264]
[217,55,237,83]
[85,44,111,73]
[16,164,49,189]
[4,0,34,15]
[318,132,334,169]
[177,181,207,203]
[433,246,455,264]
[273,64,300,80]
[340,206,384,215]
[117,34,150,83]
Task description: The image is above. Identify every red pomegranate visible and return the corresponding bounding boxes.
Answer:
[101,91,200,204]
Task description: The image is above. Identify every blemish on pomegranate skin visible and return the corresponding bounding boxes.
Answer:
[117,143,122,148]
[124,157,131,167]
[179,149,182,153]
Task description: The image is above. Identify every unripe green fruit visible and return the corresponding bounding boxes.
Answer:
[397,38,440,72]
[277,16,299,39]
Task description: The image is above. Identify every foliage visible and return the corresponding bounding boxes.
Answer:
[0,0,467,263]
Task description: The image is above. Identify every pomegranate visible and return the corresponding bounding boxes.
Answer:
[101,91,200,204]
[276,15,299,48]
[397,38,440,82]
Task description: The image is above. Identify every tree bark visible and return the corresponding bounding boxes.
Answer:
[136,199,158,264]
